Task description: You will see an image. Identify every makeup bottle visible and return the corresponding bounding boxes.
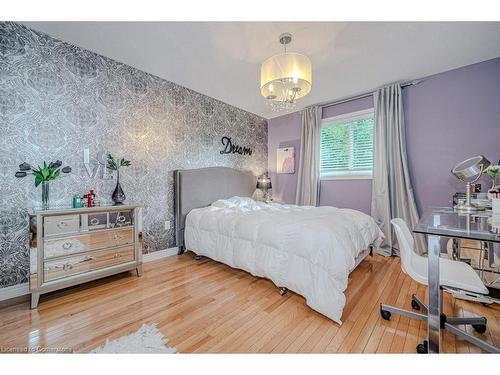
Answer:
[87,190,93,208]
[92,189,100,207]
[91,189,98,206]
[72,195,82,208]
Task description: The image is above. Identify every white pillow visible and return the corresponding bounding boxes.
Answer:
[211,196,255,208]
[211,200,233,208]
[227,196,255,206]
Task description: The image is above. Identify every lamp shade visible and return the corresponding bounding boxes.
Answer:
[256,176,272,190]
[260,52,312,101]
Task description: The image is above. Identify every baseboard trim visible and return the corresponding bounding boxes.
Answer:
[0,282,29,302]
[143,247,179,263]
[0,247,178,303]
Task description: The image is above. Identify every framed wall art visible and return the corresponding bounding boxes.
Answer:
[277,147,295,174]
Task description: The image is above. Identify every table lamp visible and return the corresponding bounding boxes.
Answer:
[451,155,490,212]
[256,174,272,202]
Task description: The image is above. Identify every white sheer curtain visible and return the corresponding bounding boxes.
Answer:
[296,106,322,206]
[371,84,424,255]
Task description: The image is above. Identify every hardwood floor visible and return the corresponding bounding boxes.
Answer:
[0,252,498,353]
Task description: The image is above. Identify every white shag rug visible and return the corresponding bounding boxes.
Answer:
[91,324,177,354]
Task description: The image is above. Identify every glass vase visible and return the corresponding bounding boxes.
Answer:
[41,181,50,209]
[112,169,126,205]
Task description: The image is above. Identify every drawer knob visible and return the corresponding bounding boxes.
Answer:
[114,234,123,241]
[114,253,122,259]
[83,256,95,262]
[63,263,73,270]
[62,242,73,250]
[57,222,67,228]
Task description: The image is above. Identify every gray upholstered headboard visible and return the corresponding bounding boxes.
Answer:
[174,167,256,251]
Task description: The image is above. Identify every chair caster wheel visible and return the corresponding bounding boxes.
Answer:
[472,324,487,334]
[380,308,391,321]
[416,342,428,354]
[411,299,420,310]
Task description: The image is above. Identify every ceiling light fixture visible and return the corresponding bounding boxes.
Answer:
[260,33,312,112]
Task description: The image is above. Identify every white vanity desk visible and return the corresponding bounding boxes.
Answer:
[29,203,143,308]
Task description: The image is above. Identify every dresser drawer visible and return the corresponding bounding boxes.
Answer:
[86,212,108,230]
[44,228,134,259]
[43,245,135,282]
[460,239,482,250]
[44,215,80,236]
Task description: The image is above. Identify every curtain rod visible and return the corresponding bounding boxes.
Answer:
[318,79,423,110]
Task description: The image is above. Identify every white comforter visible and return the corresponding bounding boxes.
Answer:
[185,197,384,323]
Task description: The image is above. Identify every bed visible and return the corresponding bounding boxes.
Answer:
[174,167,384,323]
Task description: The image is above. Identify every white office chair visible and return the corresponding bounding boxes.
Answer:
[380,218,499,353]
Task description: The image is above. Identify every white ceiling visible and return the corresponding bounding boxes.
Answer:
[22,22,500,119]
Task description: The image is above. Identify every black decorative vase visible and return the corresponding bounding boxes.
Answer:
[112,170,126,205]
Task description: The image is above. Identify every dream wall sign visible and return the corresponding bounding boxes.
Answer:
[220,136,253,156]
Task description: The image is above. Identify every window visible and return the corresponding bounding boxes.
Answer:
[320,108,374,179]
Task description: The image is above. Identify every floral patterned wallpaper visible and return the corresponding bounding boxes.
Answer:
[0,22,268,288]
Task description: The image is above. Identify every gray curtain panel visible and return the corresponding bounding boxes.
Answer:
[296,106,322,206]
[371,84,424,255]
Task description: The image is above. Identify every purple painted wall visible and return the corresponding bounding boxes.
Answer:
[404,58,500,212]
[268,57,500,214]
[268,111,302,204]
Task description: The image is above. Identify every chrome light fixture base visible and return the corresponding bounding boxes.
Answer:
[279,33,292,45]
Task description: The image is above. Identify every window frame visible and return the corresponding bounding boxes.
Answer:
[320,108,375,181]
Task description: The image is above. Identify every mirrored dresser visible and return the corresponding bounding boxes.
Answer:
[28,203,143,308]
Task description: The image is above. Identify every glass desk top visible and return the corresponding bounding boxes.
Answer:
[414,207,500,243]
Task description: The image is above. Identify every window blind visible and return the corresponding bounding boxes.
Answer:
[320,116,374,178]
